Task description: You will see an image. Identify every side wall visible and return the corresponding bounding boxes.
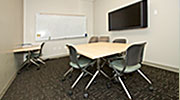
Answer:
[24,0,94,59]
[94,0,179,69]
[0,0,23,98]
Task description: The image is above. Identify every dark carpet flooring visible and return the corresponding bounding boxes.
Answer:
[2,57,179,100]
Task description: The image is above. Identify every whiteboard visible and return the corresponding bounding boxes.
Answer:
[36,13,87,41]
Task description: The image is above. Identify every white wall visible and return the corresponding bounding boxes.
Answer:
[94,0,179,69]
[0,0,23,98]
[24,0,94,58]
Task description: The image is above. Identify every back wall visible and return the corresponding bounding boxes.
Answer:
[94,0,179,69]
[24,0,94,59]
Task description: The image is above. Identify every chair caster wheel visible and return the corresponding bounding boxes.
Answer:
[69,74,72,79]
[122,76,127,80]
[112,79,118,84]
[93,81,97,84]
[67,90,73,96]
[61,78,66,82]
[17,71,21,75]
[37,68,40,70]
[83,92,89,98]
[25,68,29,71]
[149,85,154,91]
[106,82,111,89]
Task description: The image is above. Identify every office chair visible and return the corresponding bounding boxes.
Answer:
[109,41,153,100]
[105,37,129,65]
[109,37,129,59]
[30,42,46,69]
[88,36,98,43]
[99,36,110,42]
[62,44,95,95]
[112,37,128,43]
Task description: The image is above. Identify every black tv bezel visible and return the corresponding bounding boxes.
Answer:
[108,0,148,31]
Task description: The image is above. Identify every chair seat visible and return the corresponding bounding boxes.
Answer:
[70,57,92,69]
[110,60,141,73]
[31,52,40,58]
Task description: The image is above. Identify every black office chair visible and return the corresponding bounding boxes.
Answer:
[30,42,46,69]
[109,41,153,100]
[88,36,98,43]
[112,37,128,43]
[62,44,95,95]
[109,37,129,60]
[99,36,110,42]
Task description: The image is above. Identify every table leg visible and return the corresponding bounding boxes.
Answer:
[85,58,111,90]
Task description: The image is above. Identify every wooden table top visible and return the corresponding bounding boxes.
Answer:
[13,45,40,53]
[75,42,130,59]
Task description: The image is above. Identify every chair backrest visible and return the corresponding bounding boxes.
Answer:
[99,36,110,42]
[66,44,81,68]
[125,41,147,66]
[112,37,128,43]
[39,42,45,56]
[89,36,98,43]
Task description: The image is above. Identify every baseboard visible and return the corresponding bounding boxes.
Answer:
[43,54,179,73]
[0,72,17,99]
[143,61,179,73]
[42,53,69,60]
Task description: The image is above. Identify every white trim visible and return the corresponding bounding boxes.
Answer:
[0,72,17,99]
[38,12,85,17]
[23,0,27,43]
[81,0,95,2]
[65,43,78,50]
[124,41,147,61]
[147,0,150,28]
[129,40,147,45]
[126,41,147,50]
[107,0,142,13]
[42,53,179,73]
[42,53,68,60]
[143,61,179,73]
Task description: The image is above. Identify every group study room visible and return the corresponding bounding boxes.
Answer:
[0,0,179,100]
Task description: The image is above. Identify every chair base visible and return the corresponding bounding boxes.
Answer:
[113,69,153,100]
[106,82,112,89]
[83,92,89,98]
[61,78,66,82]
[118,76,132,100]
[149,85,154,91]
[67,90,73,96]
[71,72,84,89]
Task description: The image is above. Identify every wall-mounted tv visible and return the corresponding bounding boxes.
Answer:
[108,0,148,31]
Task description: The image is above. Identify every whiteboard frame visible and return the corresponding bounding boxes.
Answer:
[35,13,88,41]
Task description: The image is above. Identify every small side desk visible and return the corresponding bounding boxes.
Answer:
[13,45,41,74]
[75,42,130,90]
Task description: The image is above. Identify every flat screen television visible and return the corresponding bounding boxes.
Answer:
[108,0,148,31]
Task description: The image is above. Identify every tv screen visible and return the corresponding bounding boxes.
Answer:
[108,0,147,31]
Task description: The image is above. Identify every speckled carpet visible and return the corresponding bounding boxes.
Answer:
[2,57,179,100]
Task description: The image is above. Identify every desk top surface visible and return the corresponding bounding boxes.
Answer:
[13,45,40,53]
[75,42,130,59]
